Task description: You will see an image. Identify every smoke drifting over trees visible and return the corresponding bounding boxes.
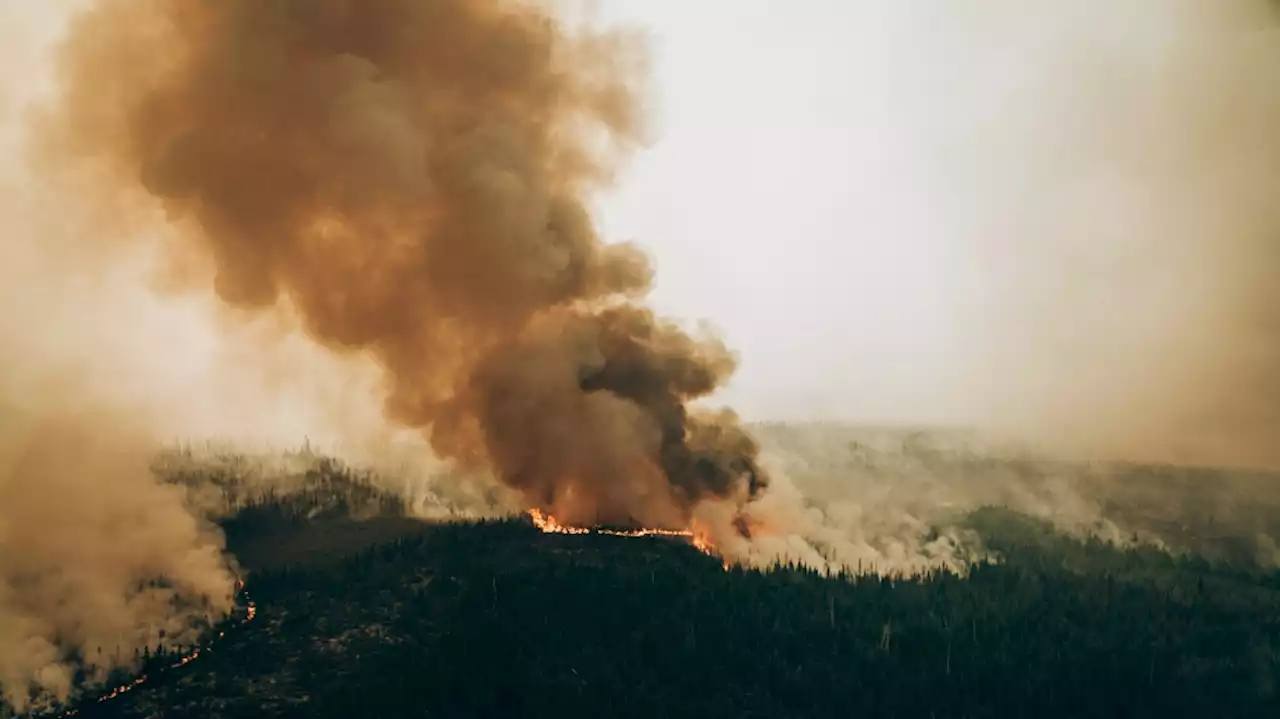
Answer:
[0,411,235,711]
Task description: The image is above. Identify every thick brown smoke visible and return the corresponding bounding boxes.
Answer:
[0,407,235,712]
[36,0,768,530]
[1,5,239,709]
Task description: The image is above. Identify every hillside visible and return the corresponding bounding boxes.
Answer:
[54,512,1280,718]
[6,432,1280,718]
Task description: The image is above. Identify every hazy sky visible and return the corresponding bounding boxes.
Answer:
[2,0,971,425]
[590,0,1280,442]
[5,1,1279,463]
[591,0,971,423]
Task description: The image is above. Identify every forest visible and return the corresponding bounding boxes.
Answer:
[4,443,1280,719]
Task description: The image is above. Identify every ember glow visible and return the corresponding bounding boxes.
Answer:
[50,581,258,718]
[526,509,724,566]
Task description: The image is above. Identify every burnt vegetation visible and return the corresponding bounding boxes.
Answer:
[6,443,1280,719]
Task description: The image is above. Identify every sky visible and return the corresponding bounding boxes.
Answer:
[587,0,1280,450]
[4,0,1279,464]
[592,0,968,423]
[2,0,972,426]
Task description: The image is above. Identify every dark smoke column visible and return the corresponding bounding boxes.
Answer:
[43,0,769,529]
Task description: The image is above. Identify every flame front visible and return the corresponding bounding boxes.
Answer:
[56,580,258,717]
[526,509,726,568]
[527,508,591,535]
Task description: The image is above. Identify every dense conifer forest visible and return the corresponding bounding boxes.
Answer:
[5,438,1280,718]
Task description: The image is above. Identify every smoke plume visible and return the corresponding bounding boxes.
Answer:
[33,0,768,531]
[0,5,240,710]
[0,407,235,712]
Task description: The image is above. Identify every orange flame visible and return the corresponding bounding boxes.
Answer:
[525,509,727,569]
[527,508,590,535]
[56,580,258,718]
